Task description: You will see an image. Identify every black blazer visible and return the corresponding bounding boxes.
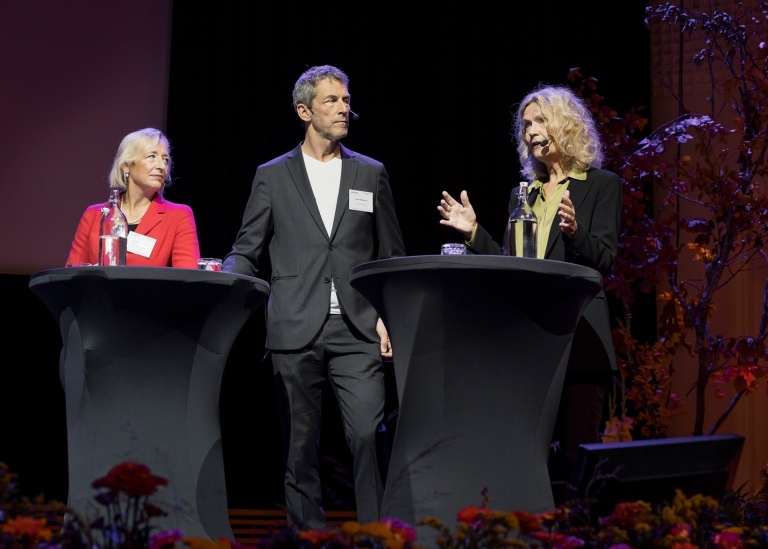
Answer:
[469,167,621,373]
[223,143,406,350]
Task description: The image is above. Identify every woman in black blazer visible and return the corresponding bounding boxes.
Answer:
[437,84,622,496]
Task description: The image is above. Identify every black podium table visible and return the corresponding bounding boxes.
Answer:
[29,266,270,541]
[350,256,603,537]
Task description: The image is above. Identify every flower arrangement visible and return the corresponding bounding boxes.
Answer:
[418,475,768,549]
[0,461,175,549]
[1,460,65,548]
[418,488,582,549]
[3,460,768,549]
[86,461,169,548]
[0,461,421,549]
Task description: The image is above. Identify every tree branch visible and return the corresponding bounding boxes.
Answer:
[708,389,745,435]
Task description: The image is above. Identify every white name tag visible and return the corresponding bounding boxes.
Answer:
[349,189,373,212]
[127,232,156,258]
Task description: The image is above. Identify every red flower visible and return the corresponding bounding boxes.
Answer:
[712,531,743,549]
[183,537,246,549]
[92,462,169,497]
[669,523,692,538]
[532,531,585,548]
[144,501,168,518]
[299,528,345,546]
[456,506,492,525]
[599,501,653,529]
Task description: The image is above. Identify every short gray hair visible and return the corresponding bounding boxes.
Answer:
[292,65,350,110]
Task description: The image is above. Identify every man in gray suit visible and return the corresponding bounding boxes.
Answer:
[222,65,405,530]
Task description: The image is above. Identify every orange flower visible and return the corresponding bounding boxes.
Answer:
[299,527,343,545]
[537,507,569,526]
[511,510,543,535]
[356,522,390,538]
[0,516,53,542]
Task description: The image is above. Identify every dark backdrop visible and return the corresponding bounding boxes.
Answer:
[166,3,652,262]
[164,2,652,509]
[4,1,652,511]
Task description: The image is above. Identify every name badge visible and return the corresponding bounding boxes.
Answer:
[127,232,156,258]
[349,189,373,212]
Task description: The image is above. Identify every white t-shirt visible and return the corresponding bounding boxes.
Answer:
[303,153,344,314]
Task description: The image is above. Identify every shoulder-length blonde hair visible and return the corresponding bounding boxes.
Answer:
[108,128,172,194]
[513,85,603,182]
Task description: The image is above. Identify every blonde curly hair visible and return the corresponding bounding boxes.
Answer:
[513,85,603,182]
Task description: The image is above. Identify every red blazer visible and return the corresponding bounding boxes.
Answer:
[66,194,201,269]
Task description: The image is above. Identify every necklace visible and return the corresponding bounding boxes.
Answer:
[120,195,145,225]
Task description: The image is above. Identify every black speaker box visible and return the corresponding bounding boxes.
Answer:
[568,434,745,516]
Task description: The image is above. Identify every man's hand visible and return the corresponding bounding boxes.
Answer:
[376,317,393,360]
[438,190,478,241]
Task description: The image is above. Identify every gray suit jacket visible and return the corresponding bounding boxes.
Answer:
[223,143,405,350]
[470,167,621,373]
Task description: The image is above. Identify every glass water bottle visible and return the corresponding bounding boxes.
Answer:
[507,181,538,258]
[98,188,128,266]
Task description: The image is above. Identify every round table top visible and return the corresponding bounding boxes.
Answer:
[30,265,271,293]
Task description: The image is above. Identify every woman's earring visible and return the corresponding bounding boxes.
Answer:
[123,172,129,182]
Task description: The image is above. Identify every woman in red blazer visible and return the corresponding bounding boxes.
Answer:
[66,128,200,268]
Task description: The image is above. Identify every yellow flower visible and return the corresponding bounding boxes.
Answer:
[668,489,719,527]
[635,522,652,536]
[602,415,634,442]
[662,505,684,527]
